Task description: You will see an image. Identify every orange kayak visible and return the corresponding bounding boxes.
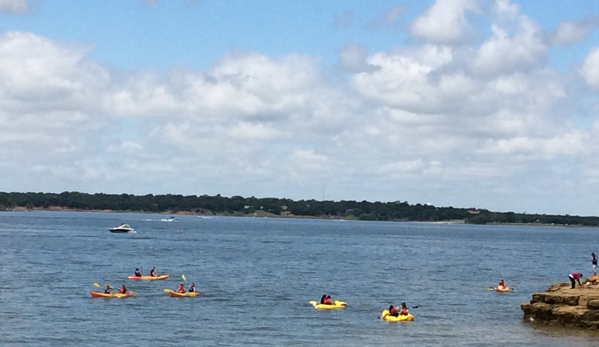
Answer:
[90,291,132,298]
[127,274,169,280]
[495,286,511,292]
[168,290,200,297]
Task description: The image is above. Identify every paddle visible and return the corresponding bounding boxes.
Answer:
[182,274,187,283]
[164,288,173,292]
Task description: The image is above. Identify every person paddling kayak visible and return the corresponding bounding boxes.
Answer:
[150,267,157,277]
[497,279,508,290]
[188,283,196,292]
[176,284,186,293]
[134,268,142,277]
[388,305,399,317]
[118,285,127,294]
[104,284,112,294]
[399,302,409,316]
[324,295,332,305]
[569,272,583,289]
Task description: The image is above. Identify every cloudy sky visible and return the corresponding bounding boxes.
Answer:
[2,0,599,215]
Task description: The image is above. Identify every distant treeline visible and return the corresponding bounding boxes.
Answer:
[0,191,597,226]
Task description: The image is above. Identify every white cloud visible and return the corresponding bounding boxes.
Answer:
[581,47,599,89]
[338,42,380,73]
[473,14,546,75]
[367,4,403,29]
[409,0,479,45]
[0,0,28,14]
[548,17,599,46]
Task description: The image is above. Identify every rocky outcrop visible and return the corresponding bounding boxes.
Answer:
[521,275,599,329]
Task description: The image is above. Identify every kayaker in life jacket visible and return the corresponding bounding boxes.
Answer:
[150,267,156,277]
[118,285,127,294]
[104,284,112,294]
[134,268,141,277]
[319,295,327,304]
[388,305,399,317]
[399,302,409,316]
[188,283,196,292]
[497,279,506,289]
[324,295,332,305]
[177,284,186,293]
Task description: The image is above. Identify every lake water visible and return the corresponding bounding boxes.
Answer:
[1,211,599,346]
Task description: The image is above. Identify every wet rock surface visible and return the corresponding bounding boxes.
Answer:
[522,275,599,329]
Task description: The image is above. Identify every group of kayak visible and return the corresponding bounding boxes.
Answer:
[310,295,414,322]
[90,268,199,298]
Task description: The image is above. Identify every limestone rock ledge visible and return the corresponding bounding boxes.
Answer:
[521,275,599,329]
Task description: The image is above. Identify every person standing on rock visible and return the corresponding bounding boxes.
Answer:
[592,253,597,275]
[569,272,583,289]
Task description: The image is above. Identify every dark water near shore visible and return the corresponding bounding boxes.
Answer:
[1,211,599,346]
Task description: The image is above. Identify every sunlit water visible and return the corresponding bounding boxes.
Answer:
[1,211,599,346]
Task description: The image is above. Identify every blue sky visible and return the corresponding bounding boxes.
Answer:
[2,0,599,216]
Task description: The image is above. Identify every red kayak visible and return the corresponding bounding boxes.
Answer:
[127,274,169,280]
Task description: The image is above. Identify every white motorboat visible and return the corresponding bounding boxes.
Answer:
[109,223,136,233]
[160,216,178,222]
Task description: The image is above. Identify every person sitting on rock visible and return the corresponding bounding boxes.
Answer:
[569,272,583,289]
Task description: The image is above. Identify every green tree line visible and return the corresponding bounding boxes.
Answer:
[0,191,597,226]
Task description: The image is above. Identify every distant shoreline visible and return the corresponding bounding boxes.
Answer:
[4,206,594,228]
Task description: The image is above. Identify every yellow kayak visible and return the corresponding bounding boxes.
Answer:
[380,309,414,322]
[90,291,132,298]
[309,300,346,310]
[168,290,199,297]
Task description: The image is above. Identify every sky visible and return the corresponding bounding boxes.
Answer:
[1,0,599,216]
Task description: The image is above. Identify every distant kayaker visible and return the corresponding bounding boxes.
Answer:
[188,283,196,292]
[118,285,127,294]
[134,268,142,277]
[399,302,409,316]
[592,253,597,275]
[497,279,507,289]
[324,295,332,305]
[388,305,399,317]
[177,284,186,293]
[569,272,583,289]
[319,294,327,304]
[150,267,157,277]
[104,284,112,294]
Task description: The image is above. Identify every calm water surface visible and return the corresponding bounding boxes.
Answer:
[1,211,599,346]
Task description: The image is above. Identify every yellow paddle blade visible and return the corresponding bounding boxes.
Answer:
[93,283,100,287]
[164,288,172,292]
[182,275,187,282]
[129,291,137,296]
[309,300,317,305]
